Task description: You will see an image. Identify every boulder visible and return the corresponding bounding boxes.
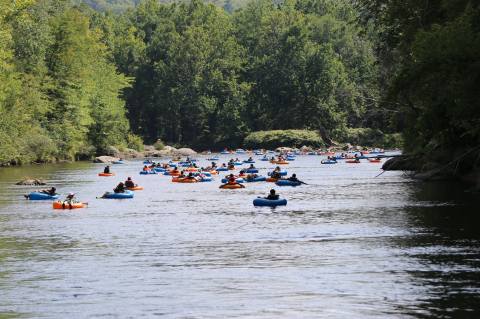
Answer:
[119,148,142,159]
[143,145,156,152]
[16,178,46,186]
[174,148,197,156]
[94,156,119,163]
[276,147,293,152]
[300,145,312,152]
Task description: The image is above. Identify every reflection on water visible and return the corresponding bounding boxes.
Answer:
[0,157,479,318]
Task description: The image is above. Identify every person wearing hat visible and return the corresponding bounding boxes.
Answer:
[40,187,57,196]
[125,177,135,188]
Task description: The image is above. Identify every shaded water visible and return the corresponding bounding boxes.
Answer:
[0,155,479,318]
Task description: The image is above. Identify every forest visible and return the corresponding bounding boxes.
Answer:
[1,0,479,178]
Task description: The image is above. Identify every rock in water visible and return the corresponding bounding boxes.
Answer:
[93,156,120,163]
[16,179,46,185]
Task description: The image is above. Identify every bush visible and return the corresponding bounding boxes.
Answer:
[153,139,165,150]
[127,134,144,151]
[340,128,403,148]
[243,130,324,149]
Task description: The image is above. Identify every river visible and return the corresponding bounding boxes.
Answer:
[0,154,479,318]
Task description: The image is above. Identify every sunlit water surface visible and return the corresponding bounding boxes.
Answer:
[0,154,479,318]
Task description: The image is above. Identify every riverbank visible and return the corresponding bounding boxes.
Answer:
[382,147,480,190]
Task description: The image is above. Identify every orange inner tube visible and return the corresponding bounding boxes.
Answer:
[53,201,86,209]
[172,177,198,183]
[169,171,181,176]
[274,161,289,165]
[220,183,243,189]
[98,173,115,177]
[346,160,360,163]
[266,177,278,182]
[185,167,199,172]
[126,186,144,191]
[368,159,381,163]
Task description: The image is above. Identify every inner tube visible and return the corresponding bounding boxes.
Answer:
[199,176,213,182]
[233,162,243,166]
[271,161,289,165]
[216,167,228,172]
[275,180,302,187]
[219,183,243,189]
[286,157,295,161]
[346,159,361,164]
[253,198,287,207]
[368,159,382,163]
[154,167,166,173]
[126,186,143,191]
[102,190,134,199]
[260,158,270,161]
[321,160,337,164]
[143,160,153,164]
[172,177,198,183]
[112,160,124,164]
[139,170,157,175]
[220,151,230,154]
[26,192,59,200]
[53,201,86,209]
[207,157,219,161]
[245,176,267,182]
[164,171,180,176]
[243,160,255,164]
[221,178,244,183]
[268,170,287,176]
[185,167,199,172]
[98,173,115,177]
[246,168,258,174]
[266,177,278,183]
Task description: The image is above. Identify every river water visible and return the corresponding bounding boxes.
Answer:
[0,155,479,318]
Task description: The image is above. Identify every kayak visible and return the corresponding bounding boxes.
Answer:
[253,198,287,207]
[102,190,134,199]
[139,170,157,175]
[245,176,267,182]
[219,184,244,189]
[98,173,115,177]
[26,192,59,200]
[221,178,244,183]
[268,170,287,176]
[126,186,143,191]
[53,201,86,209]
[246,168,259,174]
[276,180,302,187]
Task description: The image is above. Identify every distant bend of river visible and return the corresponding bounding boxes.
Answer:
[0,154,479,319]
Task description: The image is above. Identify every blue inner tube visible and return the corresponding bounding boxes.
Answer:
[286,157,295,161]
[260,158,270,161]
[321,160,337,164]
[154,167,166,172]
[112,161,124,164]
[143,160,154,164]
[199,177,213,182]
[245,176,267,182]
[246,168,259,174]
[243,160,255,164]
[103,190,134,199]
[268,170,287,176]
[207,157,219,161]
[253,198,287,207]
[140,171,156,175]
[232,162,243,166]
[220,151,230,154]
[216,167,228,171]
[275,180,302,187]
[26,192,59,200]
[221,178,244,183]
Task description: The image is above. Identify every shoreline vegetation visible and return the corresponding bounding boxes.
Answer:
[1,0,478,187]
